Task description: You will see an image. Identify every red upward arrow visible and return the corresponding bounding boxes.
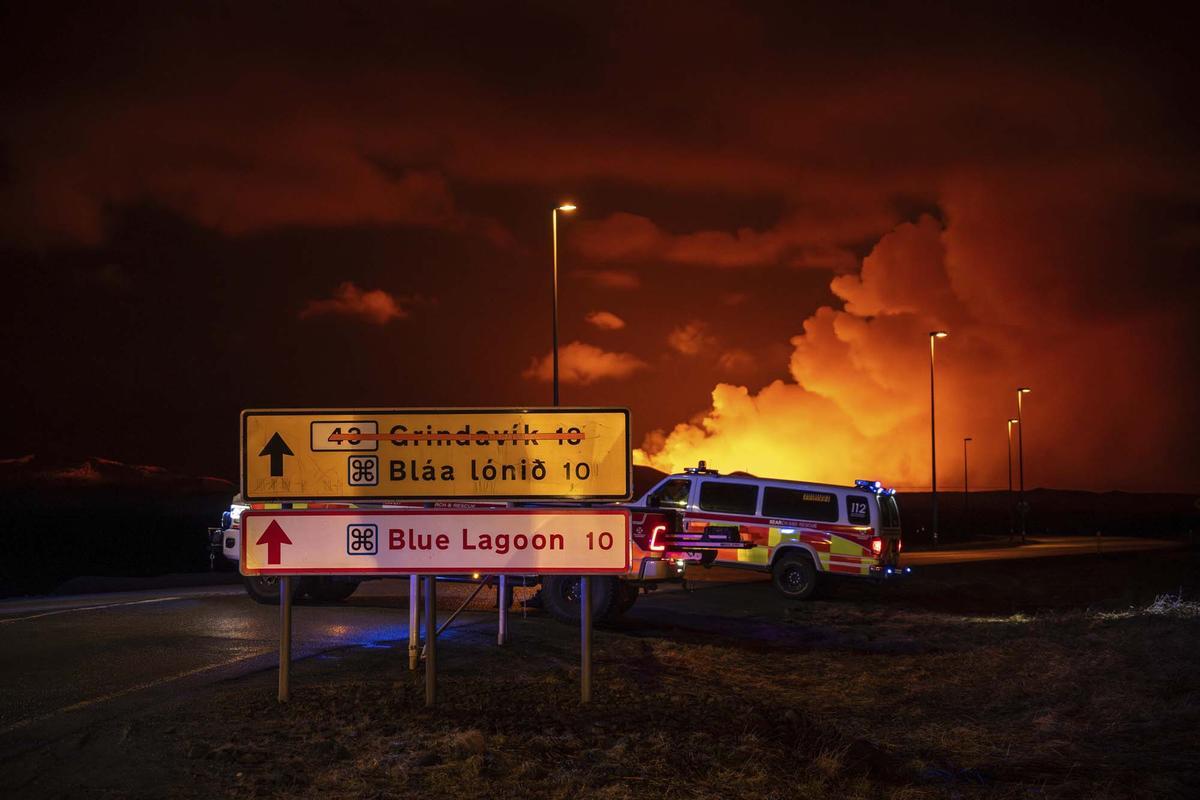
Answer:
[256,520,293,565]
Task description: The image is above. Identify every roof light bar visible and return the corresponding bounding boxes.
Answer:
[854,479,895,495]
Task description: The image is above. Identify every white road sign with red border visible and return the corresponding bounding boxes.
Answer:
[239,508,630,576]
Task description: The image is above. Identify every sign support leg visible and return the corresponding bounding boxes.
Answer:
[497,575,508,646]
[424,576,436,707]
[580,576,591,704]
[278,576,292,703]
[408,574,420,671]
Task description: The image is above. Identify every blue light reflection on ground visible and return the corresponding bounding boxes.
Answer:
[351,619,477,649]
[308,614,483,653]
[351,622,407,649]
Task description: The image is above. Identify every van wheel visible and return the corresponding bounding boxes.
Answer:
[308,578,360,602]
[243,575,301,605]
[772,552,819,600]
[540,576,617,624]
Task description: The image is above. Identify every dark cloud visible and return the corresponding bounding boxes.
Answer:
[300,282,410,325]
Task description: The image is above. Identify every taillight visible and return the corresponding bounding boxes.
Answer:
[870,537,883,556]
[649,524,667,552]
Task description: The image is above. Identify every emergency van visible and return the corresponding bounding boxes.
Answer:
[209,496,710,621]
[635,463,906,599]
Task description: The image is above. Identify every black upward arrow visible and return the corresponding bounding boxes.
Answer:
[259,432,294,477]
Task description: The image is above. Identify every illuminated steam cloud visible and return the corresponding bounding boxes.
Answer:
[523,341,647,386]
[638,173,1199,492]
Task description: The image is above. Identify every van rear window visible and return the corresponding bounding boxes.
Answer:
[879,494,901,528]
[762,487,839,522]
[699,482,759,515]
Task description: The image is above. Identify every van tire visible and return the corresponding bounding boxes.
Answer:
[540,575,617,624]
[772,552,819,600]
[243,575,301,605]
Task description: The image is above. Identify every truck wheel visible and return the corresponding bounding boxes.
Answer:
[308,578,360,602]
[772,552,819,600]
[540,576,617,624]
[606,582,639,619]
[243,575,301,605]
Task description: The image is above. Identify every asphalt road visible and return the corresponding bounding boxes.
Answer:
[901,534,1181,565]
[0,581,477,757]
[684,534,1183,584]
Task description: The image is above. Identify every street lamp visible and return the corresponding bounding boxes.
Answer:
[929,331,948,547]
[1016,387,1032,543]
[1006,418,1019,542]
[962,436,973,537]
[551,203,577,406]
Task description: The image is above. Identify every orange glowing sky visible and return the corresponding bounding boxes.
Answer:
[2,3,1198,491]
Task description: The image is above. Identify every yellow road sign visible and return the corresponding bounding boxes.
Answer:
[240,407,631,501]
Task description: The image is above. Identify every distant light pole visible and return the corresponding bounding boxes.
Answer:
[1006,418,1019,542]
[551,203,577,407]
[962,436,973,537]
[1017,387,1032,543]
[929,331,949,547]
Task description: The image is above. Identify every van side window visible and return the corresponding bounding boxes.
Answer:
[762,487,839,522]
[846,494,871,525]
[649,478,691,509]
[699,481,759,515]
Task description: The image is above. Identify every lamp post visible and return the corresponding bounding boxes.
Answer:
[551,203,577,407]
[1017,387,1031,543]
[962,436,972,538]
[1006,418,1019,542]
[929,331,949,547]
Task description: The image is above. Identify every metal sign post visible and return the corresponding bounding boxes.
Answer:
[424,576,437,707]
[580,576,591,704]
[278,576,292,703]
[497,575,509,646]
[408,574,420,671]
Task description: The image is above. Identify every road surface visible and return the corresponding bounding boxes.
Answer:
[686,535,1183,583]
[0,579,499,758]
[901,535,1181,565]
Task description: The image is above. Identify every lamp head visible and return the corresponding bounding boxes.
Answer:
[1018,386,1032,394]
[557,203,577,212]
[930,331,949,339]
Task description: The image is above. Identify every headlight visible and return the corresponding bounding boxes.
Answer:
[229,504,250,525]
